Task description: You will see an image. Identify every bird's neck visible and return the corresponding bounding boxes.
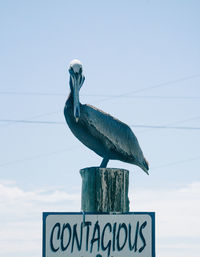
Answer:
[65,91,72,106]
[66,90,81,106]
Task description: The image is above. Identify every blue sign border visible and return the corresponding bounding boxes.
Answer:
[43,212,155,257]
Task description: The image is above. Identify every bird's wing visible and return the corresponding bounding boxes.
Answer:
[80,104,143,159]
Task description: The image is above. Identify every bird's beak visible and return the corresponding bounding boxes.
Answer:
[69,66,85,123]
[72,74,81,123]
[73,88,80,122]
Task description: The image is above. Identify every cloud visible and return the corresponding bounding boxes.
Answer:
[130,182,200,257]
[0,182,80,257]
[0,181,200,257]
[130,182,200,237]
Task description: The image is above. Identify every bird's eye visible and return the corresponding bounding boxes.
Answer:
[69,67,74,75]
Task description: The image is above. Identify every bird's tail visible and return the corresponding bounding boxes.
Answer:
[142,158,149,175]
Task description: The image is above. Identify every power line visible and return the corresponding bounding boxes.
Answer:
[1,74,199,129]
[0,146,79,168]
[136,115,200,133]
[152,156,200,170]
[0,73,200,98]
[0,91,65,96]
[0,118,200,130]
[0,119,64,125]
[0,110,61,128]
[0,145,199,169]
[131,125,200,130]
[85,95,200,100]
[94,73,200,103]
[1,91,200,100]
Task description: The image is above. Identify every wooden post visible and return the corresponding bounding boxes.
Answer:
[80,167,129,213]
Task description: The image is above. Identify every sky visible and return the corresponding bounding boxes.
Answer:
[0,0,200,256]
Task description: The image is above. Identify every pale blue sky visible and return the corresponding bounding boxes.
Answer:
[0,1,200,256]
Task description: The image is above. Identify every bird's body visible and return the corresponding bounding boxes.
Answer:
[64,59,149,174]
[64,92,149,173]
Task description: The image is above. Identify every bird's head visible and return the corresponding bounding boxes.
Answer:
[69,59,85,90]
[68,59,85,122]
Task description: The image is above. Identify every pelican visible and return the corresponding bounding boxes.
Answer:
[64,59,149,174]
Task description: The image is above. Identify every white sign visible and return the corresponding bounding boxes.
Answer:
[43,212,155,257]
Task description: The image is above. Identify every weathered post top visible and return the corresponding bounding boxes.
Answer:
[80,167,129,213]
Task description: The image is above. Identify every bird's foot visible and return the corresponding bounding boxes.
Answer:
[100,157,109,168]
